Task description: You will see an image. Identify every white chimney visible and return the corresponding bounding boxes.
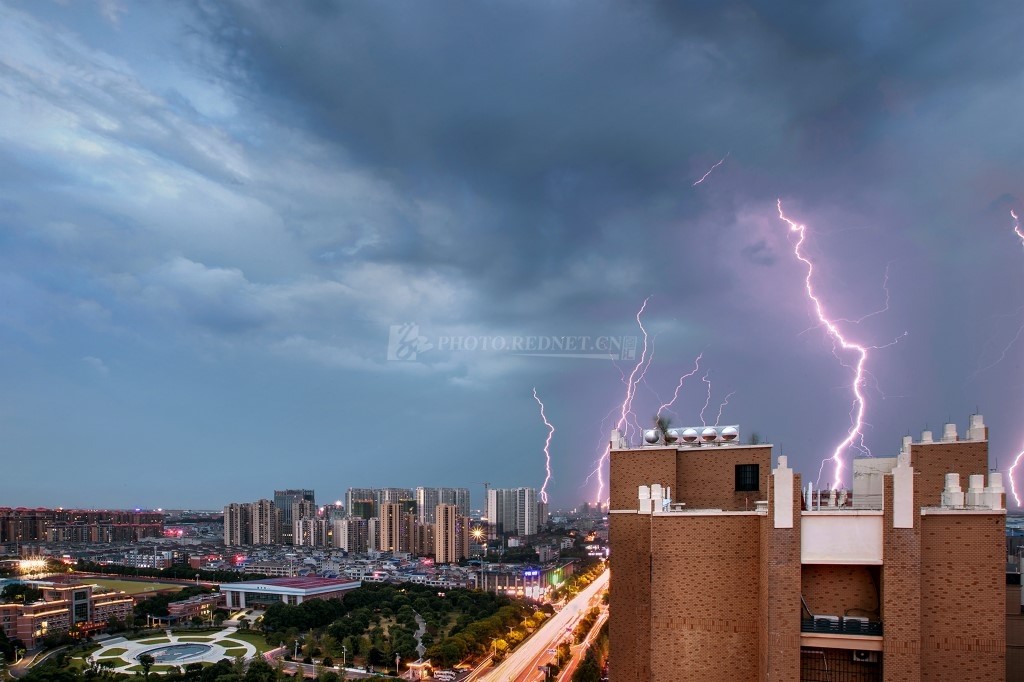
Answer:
[984,472,1005,510]
[610,429,622,449]
[920,430,933,444]
[942,423,957,442]
[901,435,913,455]
[968,414,986,441]
[650,484,663,512]
[966,474,985,507]
[638,485,652,514]
[941,473,964,508]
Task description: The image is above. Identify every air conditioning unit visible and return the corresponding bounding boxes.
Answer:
[852,650,879,663]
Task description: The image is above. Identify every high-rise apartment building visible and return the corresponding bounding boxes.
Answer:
[487,487,538,537]
[251,499,279,545]
[274,489,315,545]
[608,415,1006,682]
[223,502,252,546]
[435,503,470,564]
[0,508,164,544]
[416,487,471,524]
[346,488,376,517]
[294,517,329,547]
[376,488,415,511]
[379,502,414,553]
[333,517,370,553]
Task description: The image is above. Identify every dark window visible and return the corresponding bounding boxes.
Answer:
[735,464,759,491]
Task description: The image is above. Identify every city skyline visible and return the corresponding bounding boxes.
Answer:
[1,2,1023,510]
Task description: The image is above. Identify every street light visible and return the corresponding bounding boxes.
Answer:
[394,653,401,676]
[341,645,347,670]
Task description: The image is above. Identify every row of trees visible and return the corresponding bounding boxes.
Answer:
[20,650,400,682]
[74,560,266,584]
[257,582,545,672]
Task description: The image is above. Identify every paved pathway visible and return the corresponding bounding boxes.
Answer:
[413,611,427,659]
[86,626,257,674]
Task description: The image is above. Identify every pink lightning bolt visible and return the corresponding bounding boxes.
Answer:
[657,353,703,417]
[693,152,730,186]
[778,200,870,490]
[715,391,736,426]
[699,371,713,426]
[532,388,554,505]
[1007,210,1024,508]
[590,297,652,504]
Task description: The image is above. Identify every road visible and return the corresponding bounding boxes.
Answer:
[556,608,607,681]
[483,569,608,682]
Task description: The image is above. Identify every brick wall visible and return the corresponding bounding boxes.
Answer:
[909,440,988,506]
[610,448,676,510]
[920,512,1005,681]
[675,445,771,511]
[648,514,761,682]
[759,472,802,680]
[609,512,652,681]
[882,475,922,682]
[802,564,881,618]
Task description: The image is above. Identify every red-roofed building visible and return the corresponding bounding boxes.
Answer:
[219,576,360,608]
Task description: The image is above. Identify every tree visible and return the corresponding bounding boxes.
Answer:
[243,657,276,682]
[572,649,601,682]
[1,584,43,604]
[139,653,156,681]
[654,414,672,439]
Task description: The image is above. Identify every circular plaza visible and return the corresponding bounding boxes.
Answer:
[88,627,257,674]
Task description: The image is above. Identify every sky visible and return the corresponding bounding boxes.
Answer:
[1,1,1023,511]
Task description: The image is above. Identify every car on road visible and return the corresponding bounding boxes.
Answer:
[546,649,556,655]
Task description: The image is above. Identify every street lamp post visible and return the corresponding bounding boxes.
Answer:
[341,645,347,670]
[394,653,401,677]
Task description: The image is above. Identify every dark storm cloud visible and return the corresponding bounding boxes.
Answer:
[1,1,1023,508]
[194,1,1022,302]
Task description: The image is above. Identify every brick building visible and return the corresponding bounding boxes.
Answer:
[0,582,134,649]
[609,414,1006,681]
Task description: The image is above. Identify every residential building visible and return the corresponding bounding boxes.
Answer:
[0,508,163,544]
[274,489,315,545]
[252,499,279,545]
[333,517,370,553]
[223,503,252,547]
[416,488,471,524]
[294,517,330,547]
[608,415,1006,682]
[380,503,412,553]
[435,504,470,564]
[487,487,539,537]
[345,488,376,518]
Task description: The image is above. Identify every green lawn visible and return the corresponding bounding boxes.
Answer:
[221,648,246,657]
[125,664,177,673]
[178,637,215,642]
[78,578,184,595]
[99,648,128,656]
[136,637,171,644]
[220,632,272,654]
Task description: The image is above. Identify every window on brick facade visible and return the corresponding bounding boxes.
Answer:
[735,464,759,491]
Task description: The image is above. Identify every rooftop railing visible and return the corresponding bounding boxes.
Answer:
[801,615,882,637]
